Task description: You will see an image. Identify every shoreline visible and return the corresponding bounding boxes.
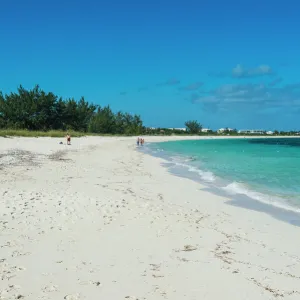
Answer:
[1,136,300,299]
[1,133,300,139]
[142,139,300,226]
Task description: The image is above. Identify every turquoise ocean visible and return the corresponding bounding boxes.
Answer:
[146,138,300,214]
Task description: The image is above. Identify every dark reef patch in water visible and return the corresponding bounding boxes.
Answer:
[248,138,300,147]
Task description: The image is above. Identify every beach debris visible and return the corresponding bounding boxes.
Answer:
[152,274,164,278]
[182,245,197,252]
[195,215,209,223]
[43,285,58,292]
[64,294,80,300]
[149,263,160,271]
[48,150,70,162]
[250,278,284,297]
[177,256,189,262]
[0,149,40,169]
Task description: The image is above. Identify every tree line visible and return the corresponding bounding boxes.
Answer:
[0,85,144,134]
[1,86,288,136]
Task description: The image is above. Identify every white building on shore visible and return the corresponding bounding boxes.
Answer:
[168,128,187,131]
[238,129,265,134]
[201,128,212,133]
[217,128,234,133]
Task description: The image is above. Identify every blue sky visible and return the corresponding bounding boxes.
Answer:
[1,0,300,130]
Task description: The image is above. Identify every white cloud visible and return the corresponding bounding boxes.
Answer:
[209,64,275,78]
[191,82,300,113]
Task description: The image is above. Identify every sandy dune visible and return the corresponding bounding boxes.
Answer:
[0,136,300,300]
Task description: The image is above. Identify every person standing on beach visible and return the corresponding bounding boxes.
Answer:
[66,133,71,145]
[137,137,140,146]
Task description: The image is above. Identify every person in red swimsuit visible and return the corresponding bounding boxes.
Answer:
[66,133,71,145]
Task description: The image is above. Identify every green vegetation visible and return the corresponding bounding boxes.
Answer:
[0,130,87,138]
[184,120,202,134]
[0,85,144,136]
[0,85,299,138]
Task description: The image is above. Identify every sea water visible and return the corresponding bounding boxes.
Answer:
[146,138,300,214]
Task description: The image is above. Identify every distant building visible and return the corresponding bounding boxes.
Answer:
[168,128,187,131]
[217,128,233,133]
[201,128,212,133]
[266,131,274,135]
[238,130,265,134]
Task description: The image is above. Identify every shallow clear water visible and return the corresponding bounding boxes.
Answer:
[148,138,300,213]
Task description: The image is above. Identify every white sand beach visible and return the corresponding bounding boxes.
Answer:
[1,136,300,300]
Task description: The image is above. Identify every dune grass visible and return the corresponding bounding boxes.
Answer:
[0,130,133,138]
[0,129,87,138]
[0,129,292,138]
